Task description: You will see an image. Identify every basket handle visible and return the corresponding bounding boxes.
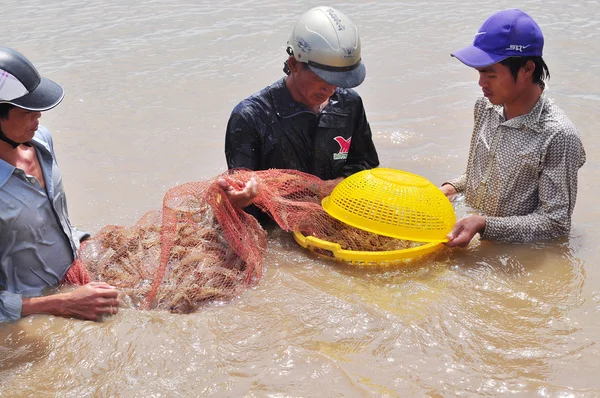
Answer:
[293,231,341,252]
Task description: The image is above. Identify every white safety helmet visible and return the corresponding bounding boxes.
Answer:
[287,6,366,88]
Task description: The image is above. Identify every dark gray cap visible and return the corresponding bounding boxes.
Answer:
[0,46,64,111]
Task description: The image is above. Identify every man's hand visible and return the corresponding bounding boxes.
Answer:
[217,177,258,208]
[440,184,457,201]
[22,282,120,321]
[444,215,486,248]
[61,282,120,320]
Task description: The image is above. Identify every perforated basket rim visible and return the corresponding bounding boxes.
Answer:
[322,169,455,243]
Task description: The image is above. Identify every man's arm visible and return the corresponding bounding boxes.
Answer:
[342,97,379,177]
[225,110,261,171]
[442,99,485,201]
[482,131,584,242]
[21,282,119,321]
[223,109,264,210]
[442,173,467,199]
[447,131,585,245]
[1,282,119,323]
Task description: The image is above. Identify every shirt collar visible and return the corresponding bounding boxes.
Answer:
[31,130,52,155]
[486,82,548,132]
[0,128,51,188]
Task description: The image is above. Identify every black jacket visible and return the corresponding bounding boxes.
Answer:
[225,78,379,180]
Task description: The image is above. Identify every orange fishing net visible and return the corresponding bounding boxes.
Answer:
[60,259,91,285]
[76,169,420,314]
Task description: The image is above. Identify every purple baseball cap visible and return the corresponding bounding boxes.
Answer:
[451,9,544,68]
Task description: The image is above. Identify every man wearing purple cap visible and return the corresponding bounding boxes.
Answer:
[0,47,120,322]
[441,9,586,247]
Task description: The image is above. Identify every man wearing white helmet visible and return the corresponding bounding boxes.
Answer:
[222,6,379,211]
[0,47,119,323]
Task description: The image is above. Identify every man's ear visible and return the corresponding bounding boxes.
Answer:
[522,59,536,78]
[287,56,299,72]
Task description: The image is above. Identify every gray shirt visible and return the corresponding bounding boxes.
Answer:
[0,126,87,322]
[445,86,586,242]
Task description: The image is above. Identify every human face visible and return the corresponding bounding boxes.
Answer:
[0,107,42,143]
[287,61,337,109]
[476,63,522,106]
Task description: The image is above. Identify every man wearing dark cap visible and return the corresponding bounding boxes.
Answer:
[441,9,586,247]
[0,47,119,322]
[221,6,379,211]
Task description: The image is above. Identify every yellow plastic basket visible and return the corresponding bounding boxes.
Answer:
[321,168,456,243]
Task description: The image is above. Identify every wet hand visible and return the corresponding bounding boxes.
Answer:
[62,282,120,321]
[217,177,258,208]
[444,215,486,248]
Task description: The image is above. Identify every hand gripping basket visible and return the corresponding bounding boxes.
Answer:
[293,168,456,264]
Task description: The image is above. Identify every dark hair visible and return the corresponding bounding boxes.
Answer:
[499,56,550,84]
[0,104,16,120]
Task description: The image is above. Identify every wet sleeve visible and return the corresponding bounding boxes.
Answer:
[482,131,586,242]
[225,110,261,171]
[443,174,466,193]
[0,291,23,323]
[71,227,91,257]
[342,99,380,177]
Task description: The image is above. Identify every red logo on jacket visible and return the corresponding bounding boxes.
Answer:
[333,136,351,160]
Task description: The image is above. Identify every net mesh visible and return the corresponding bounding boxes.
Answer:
[76,169,421,313]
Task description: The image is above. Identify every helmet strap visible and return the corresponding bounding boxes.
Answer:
[0,128,32,149]
[283,47,294,75]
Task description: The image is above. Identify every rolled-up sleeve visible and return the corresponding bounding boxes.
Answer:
[0,291,23,323]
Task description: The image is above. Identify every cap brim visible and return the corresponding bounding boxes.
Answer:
[309,62,366,88]
[10,76,64,111]
[451,45,508,68]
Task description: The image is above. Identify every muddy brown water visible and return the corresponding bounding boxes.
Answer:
[2,1,599,396]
